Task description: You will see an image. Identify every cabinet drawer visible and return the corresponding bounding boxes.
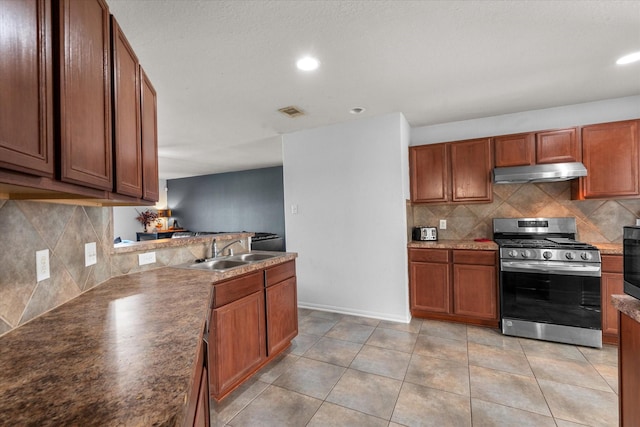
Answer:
[212,271,263,308]
[265,260,296,287]
[602,255,623,273]
[453,250,496,266]
[409,249,450,263]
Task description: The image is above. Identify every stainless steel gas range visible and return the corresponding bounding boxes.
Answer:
[493,217,602,348]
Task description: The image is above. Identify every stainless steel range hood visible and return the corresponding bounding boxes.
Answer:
[493,162,587,184]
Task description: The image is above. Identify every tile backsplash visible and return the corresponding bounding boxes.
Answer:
[0,201,113,335]
[410,182,640,242]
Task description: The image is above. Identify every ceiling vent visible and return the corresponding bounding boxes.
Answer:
[278,106,305,118]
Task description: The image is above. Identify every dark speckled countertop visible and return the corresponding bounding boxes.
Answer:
[0,251,296,426]
[408,240,498,251]
[612,294,640,324]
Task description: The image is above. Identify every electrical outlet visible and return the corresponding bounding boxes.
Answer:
[636,218,640,226]
[36,249,50,282]
[138,252,156,266]
[85,242,97,267]
[439,219,447,230]
[291,204,298,215]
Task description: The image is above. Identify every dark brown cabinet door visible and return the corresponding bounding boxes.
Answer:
[450,138,493,203]
[602,273,623,340]
[536,128,579,164]
[452,264,497,320]
[579,120,639,199]
[58,0,113,190]
[140,67,159,202]
[494,133,534,167]
[410,144,449,203]
[209,290,265,397]
[0,0,53,177]
[410,261,450,313]
[266,277,298,355]
[620,312,640,427]
[601,254,624,344]
[111,17,142,198]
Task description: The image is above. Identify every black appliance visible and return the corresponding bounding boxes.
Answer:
[171,231,285,252]
[624,226,640,300]
[494,217,602,348]
[251,232,285,252]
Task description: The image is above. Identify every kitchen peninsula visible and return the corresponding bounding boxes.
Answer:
[0,235,297,426]
[612,295,640,427]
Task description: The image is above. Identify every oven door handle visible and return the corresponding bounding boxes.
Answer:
[501,260,601,277]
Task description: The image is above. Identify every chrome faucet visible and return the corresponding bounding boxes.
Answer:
[212,239,242,258]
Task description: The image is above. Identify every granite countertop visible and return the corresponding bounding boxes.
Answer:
[113,231,252,254]
[408,240,498,251]
[0,251,296,425]
[590,242,623,255]
[612,294,640,324]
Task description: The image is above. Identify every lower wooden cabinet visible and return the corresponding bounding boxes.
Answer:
[619,312,640,426]
[453,263,497,320]
[187,334,210,427]
[210,289,265,396]
[601,255,624,345]
[409,248,498,327]
[410,259,450,313]
[207,260,297,401]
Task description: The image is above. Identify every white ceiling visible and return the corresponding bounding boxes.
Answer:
[106,0,640,180]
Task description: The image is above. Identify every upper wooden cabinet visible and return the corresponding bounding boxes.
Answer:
[536,128,579,164]
[58,0,113,191]
[111,16,142,198]
[140,68,160,202]
[0,0,53,177]
[494,128,579,167]
[410,143,449,203]
[573,119,640,200]
[494,133,534,167]
[410,138,492,204]
[0,0,159,204]
[450,138,492,203]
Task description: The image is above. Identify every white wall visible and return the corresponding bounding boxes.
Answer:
[411,95,640,145]
[283,113,411,322]
[113,179,168,242]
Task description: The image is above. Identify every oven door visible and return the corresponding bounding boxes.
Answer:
[500,261,601,330]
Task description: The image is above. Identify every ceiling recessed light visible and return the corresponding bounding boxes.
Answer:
[296,56,319,71]
[616,51,640,65]
[349,107,366,115]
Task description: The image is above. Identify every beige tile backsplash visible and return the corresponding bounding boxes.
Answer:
[410,182,640,242]
[0,201,221,336]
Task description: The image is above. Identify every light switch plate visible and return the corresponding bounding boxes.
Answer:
[36,249,50,282]
[291,204,298,215]
[439,219,447,230]
[85,242,97,267]
[138,252,156,265]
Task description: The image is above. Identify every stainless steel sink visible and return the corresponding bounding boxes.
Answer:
[230,253,278,262]
[175,251,282,272]
[187,259,249,271]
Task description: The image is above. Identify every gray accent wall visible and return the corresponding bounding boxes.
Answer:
[167,167,285,242]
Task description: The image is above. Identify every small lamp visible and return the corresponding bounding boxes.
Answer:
[157,209,172,230]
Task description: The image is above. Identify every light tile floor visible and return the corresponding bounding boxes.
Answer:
[212,309,619,427]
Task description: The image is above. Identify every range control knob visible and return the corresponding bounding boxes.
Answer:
[508,250,518,258]
[521,250,531,258]
[565,252,575,260]
[543,251,553,260]
[581,252,592,261]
